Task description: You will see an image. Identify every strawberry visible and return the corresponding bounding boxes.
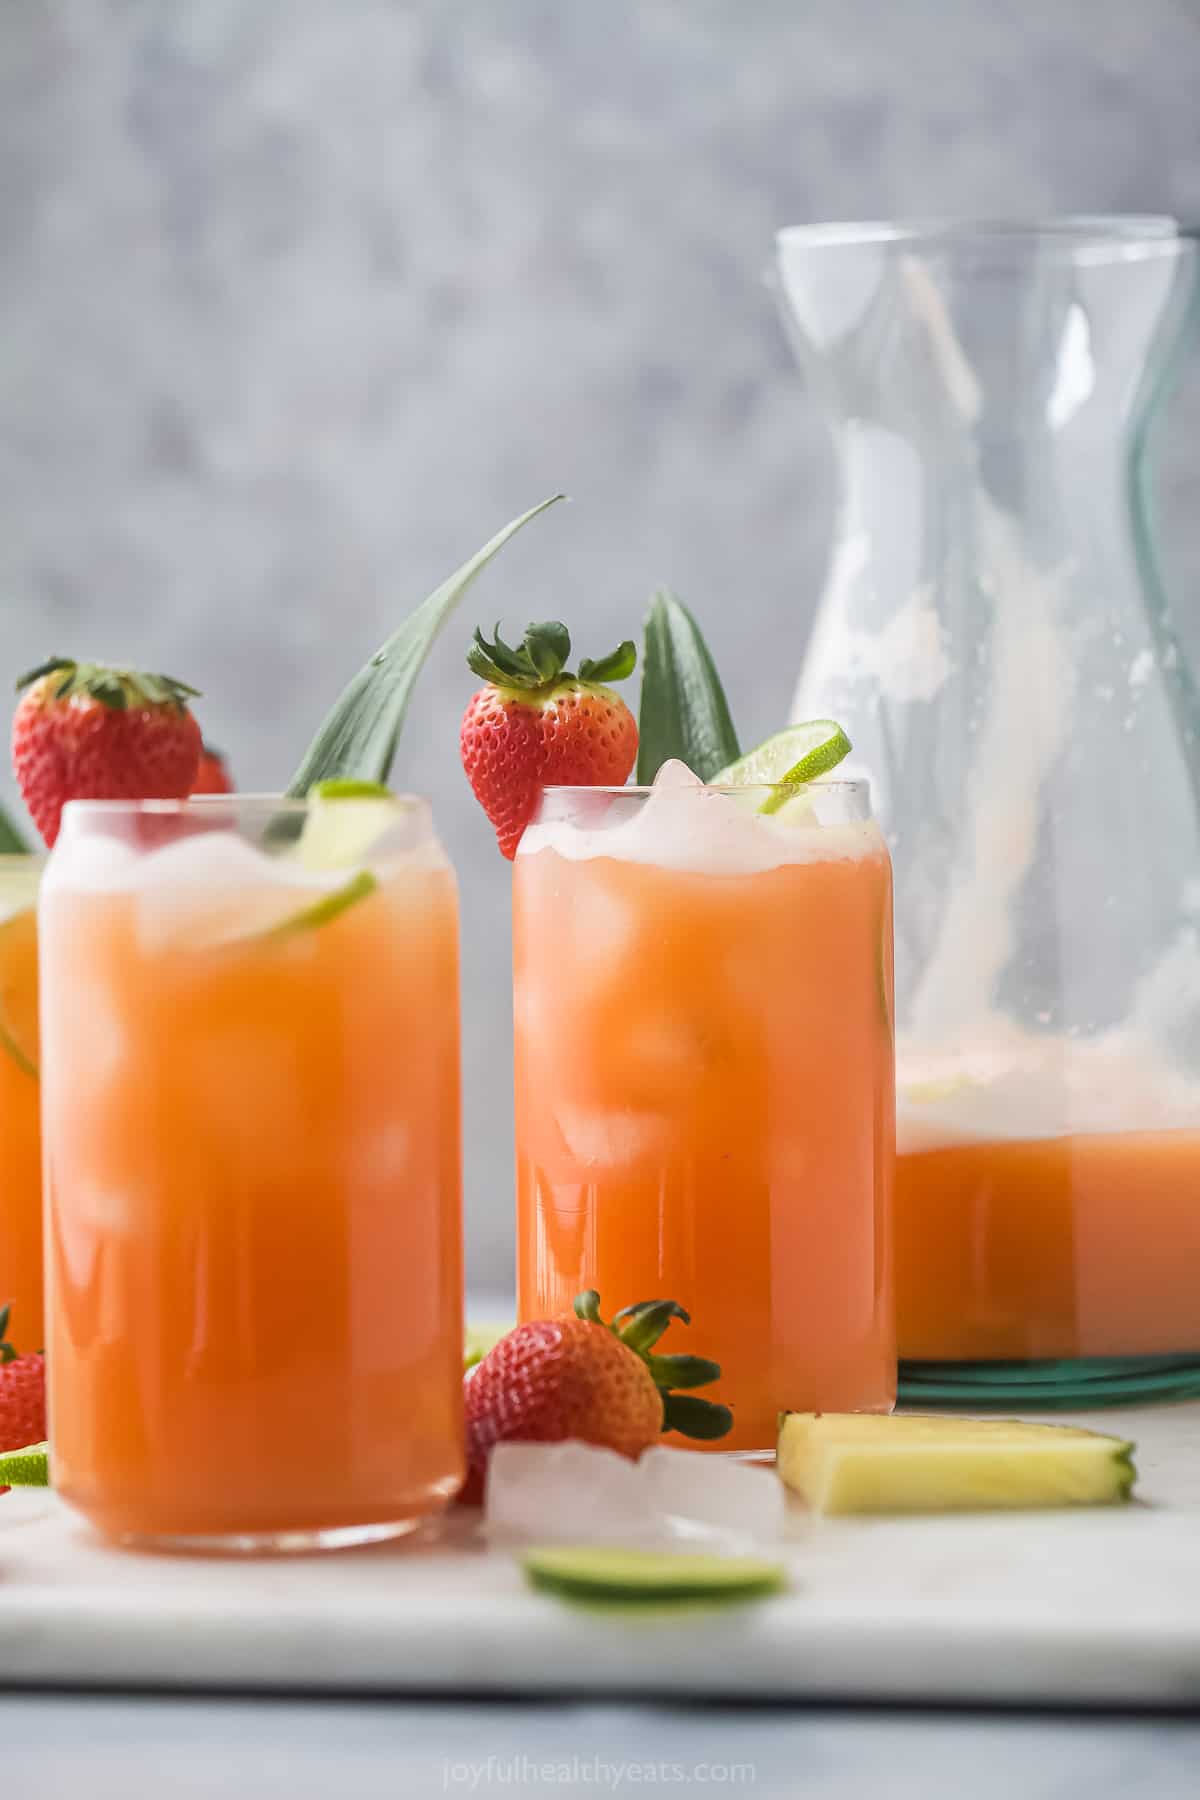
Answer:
[460,622,639,859]
[0,1305,45,1498]
[13,658,203,848]
[191,742,234,795]
[460,1291,732,1505]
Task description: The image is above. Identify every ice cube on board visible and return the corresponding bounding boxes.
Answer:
[485,1442,646,1544]
[484,1440,785,1549]
[640,1445,785,1544]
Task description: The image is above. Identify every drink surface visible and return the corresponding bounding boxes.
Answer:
[897,1037,1200,1361]
[41,820,463,1542]
[0,859,42,1350]
[514,780,896,1452]
[896,1129,1200,1361]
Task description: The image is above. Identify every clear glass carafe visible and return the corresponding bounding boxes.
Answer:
[775,220,1200,1405]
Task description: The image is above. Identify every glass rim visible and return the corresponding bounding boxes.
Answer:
[535,779,870,798]
[775,215,1192,262]
[59,791,431,820]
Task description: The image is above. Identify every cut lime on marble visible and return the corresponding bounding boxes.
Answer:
[0,1441,49,1487]
[715,721,852,816]
[522,1545,786,1604]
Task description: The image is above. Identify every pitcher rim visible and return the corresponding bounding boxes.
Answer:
[775,217,1192,262]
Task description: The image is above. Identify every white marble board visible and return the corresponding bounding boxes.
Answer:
[3,1402,1199,1707]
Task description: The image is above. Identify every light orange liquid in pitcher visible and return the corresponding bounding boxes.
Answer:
[41,857,463,1543]
[896,1130,1200,1362]
[0,895,43,1351]
[515,836,896,1452]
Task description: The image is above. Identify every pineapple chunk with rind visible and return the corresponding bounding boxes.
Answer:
[777,1411,1137,1514]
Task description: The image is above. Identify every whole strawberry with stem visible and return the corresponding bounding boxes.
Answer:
[0,1305,45,1498]
[460,622,639,859]
[13,658,204,847]
[191,742,234,796]
[461,1290,732,1505]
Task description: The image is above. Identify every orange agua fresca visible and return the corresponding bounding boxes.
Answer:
[514,764,896,1452]
[0,856,43,1351]
[40,795,463,1549]
[895,1041,1200,1362]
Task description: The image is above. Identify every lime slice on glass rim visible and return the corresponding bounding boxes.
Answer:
[294,779,409,872]
[262,869,379,940]
[0,868,41,1079]
[714,720,852,816]
[242,780,404,943]
[522,1545,786,1605]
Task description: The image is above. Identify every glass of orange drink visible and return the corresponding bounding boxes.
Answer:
[40,793,463,1550]
[0,855,44,1353]
[513,765,896,1452]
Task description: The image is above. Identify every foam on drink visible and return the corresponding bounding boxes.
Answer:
[519,759,881,875]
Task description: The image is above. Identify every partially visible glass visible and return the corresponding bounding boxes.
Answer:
[775,219,1200,1399]
[40,796,463,1550]
[513,777,895,1453]
[0,856,43,1350]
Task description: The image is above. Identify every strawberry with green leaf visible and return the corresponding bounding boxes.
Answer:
[461,1290,731,1504]
[0,1305,45,1498]
[460,622,639,858]
[12,658,203,847]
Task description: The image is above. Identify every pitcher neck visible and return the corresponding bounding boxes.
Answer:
[836,418,1139,570]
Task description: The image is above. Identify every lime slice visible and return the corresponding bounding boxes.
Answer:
[205,786,392,949]
[0,903,39,1080]
[465,1322,512,1372]
[0,1441,49,1488]
[901,1074,977,1105]
[264,869,377,940]
[296,780,408,873]
[0,857,41,924]
[522,1545,786,1604]
[0,802,28,857]
[0,1018,36,1082]
[311,779,394,801]
[715,721,852,816]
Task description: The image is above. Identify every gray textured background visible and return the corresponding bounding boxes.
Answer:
[5,0,1200,1285]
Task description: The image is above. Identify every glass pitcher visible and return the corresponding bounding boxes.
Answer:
[775,219,1200,1405]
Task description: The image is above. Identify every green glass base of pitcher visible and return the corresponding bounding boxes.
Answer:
[898,1354,1200,1410]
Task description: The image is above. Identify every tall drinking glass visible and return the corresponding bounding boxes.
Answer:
[513,775,895,1453]
[40,796,463,1550]
[0,856,43,1350]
